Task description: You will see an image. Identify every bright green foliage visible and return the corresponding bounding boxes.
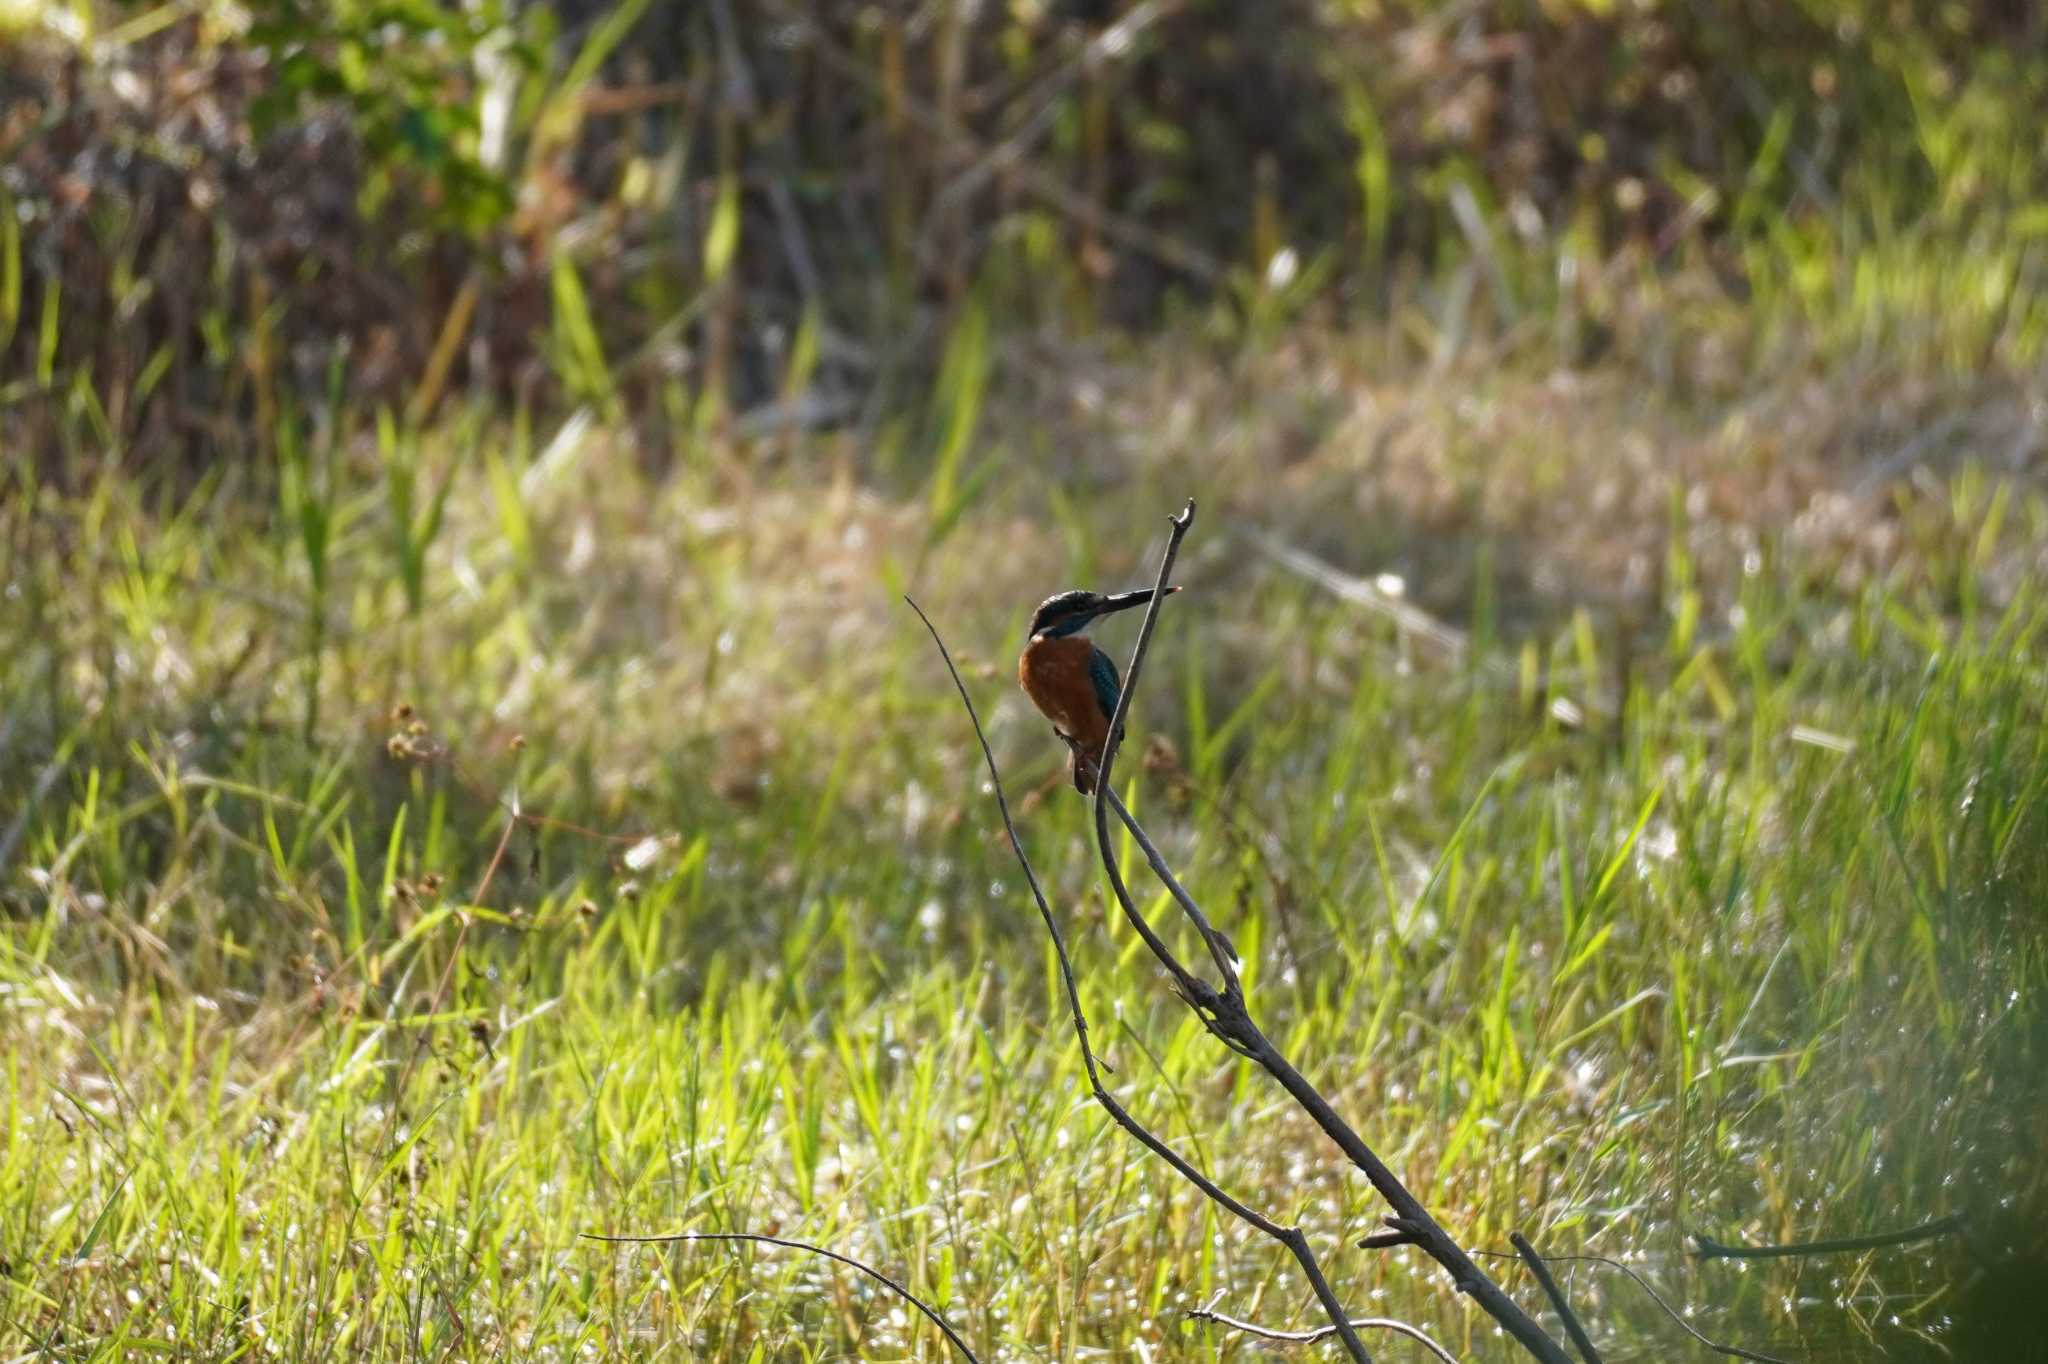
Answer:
[0,415,2041,1359]
[244,0,549,236]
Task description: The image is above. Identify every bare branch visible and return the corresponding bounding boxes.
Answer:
[1086,504,1232,1005]
[1690,1212,1967,1261]
[909,586,1378,1364]
[582,1230,981,1364]
[1512,1232,1605,1364]
[1103,784,1241,984]
[1083,504,1575,1364]
[1190,1294,1463,1364]
[1473,1248,1795,1364]
[904,598,1263,1221]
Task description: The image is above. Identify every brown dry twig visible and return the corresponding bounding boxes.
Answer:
[1082,500,1575,1364]
[906,590,1386,1364]
[1189,1292,1464,1363]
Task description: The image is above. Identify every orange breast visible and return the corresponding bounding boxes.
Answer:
[1018,634,1111,751]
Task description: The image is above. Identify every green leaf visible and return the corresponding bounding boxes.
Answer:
[703,173,742,284]
[926,293,989,518]
[73,1169,132,1262]
[551,254,615,415]
[0,183,19,352]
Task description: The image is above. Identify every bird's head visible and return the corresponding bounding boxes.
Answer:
[1028,585,1178,639]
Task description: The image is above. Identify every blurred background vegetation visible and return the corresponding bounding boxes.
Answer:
[2,2,2046,1361]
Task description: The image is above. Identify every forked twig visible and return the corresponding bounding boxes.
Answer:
[582,1230,980,1363]
[1103,783,1241,980]
[906,593,1385,1364]
[1472,1248,1795,1364]
[584,509,1919,1364]
[1190,1294,1464,1363]
[1083,501,1575,1364]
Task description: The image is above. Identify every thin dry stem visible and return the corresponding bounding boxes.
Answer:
[1190,1293,1463,1363]
[1691,1212,1966,1261]
[1512,1231,1605,1364]
[909,587,1381,1364]
[584,1231,980,1364]
[1472,1248,1794,1364]
[1085,501,1575,1364]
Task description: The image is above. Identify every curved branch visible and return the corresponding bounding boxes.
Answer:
[908,591,1377,1364]
[1191,1295,1463,1363]
[1103,784,1240,978]
[1089,502,1232,996]
[905,597,1296,1232]
[582,1230,981,1364]
[1512,1231,1605,1364]
[1080,504,1574,1364]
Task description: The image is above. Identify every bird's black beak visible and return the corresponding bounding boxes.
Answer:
[1099,585,1179,615]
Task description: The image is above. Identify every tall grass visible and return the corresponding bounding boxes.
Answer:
[1,403,2040,1359]
[2,9,2045,1358]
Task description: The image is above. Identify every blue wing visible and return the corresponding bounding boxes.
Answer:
[1088,647,1125,734]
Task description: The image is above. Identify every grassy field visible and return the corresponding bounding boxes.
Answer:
[5,4,2048,1357]
[3,334,2045,1362]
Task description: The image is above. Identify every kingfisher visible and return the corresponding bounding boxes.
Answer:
[1018,586,1177,794]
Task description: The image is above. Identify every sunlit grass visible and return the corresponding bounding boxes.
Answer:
[2,390,2042,1361]
[7,4,2048,1356]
